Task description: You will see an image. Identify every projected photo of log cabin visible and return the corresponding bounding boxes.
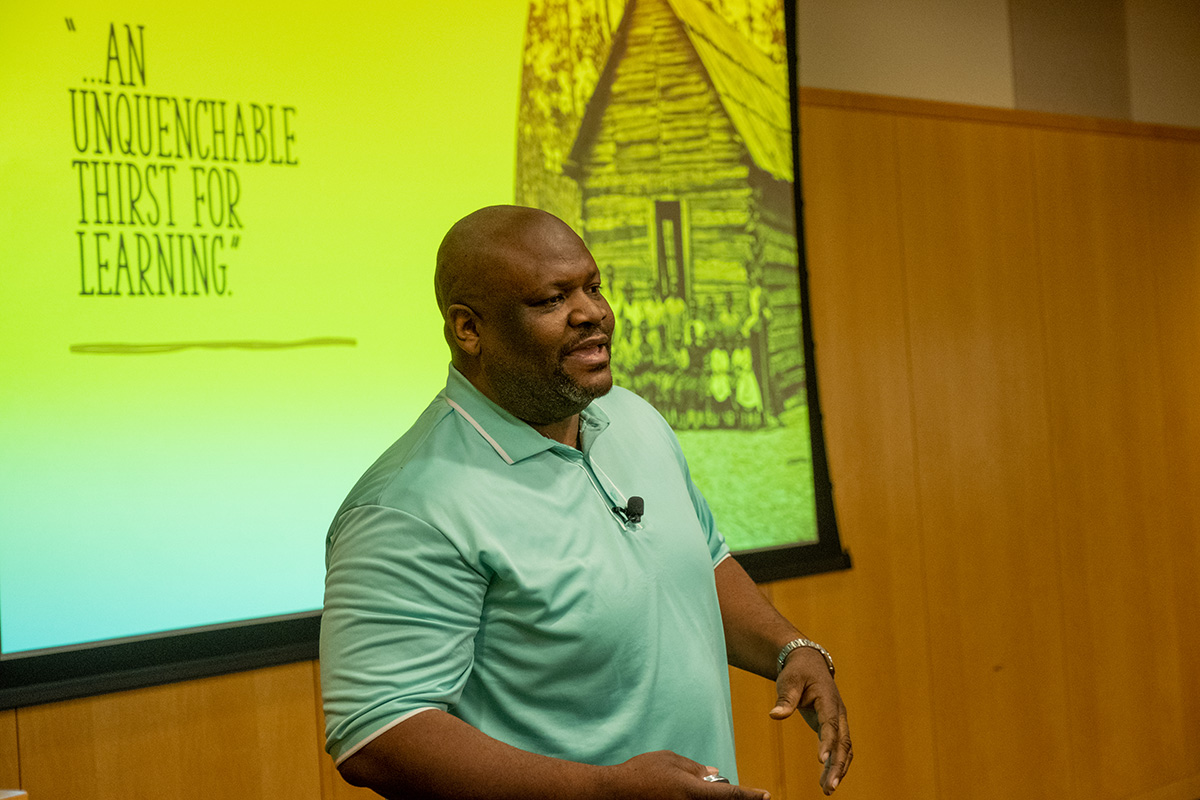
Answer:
[516,0,817,548]
[517,0,798,431]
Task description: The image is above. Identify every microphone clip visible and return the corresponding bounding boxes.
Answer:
[613,496,644,526]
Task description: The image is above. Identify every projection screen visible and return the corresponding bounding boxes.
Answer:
[0,0,846,709]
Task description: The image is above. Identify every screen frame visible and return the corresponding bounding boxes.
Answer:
[0,0,848,712]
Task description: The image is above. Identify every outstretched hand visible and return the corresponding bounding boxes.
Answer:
[603,751,771,800]
[769,648,852,795]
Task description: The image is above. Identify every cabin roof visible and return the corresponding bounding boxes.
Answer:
[569,0,794,183]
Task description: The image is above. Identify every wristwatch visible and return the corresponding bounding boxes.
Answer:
[776,637,835,678]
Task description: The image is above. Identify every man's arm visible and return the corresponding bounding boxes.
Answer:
[337,708,771,800]
[714,557,853,795]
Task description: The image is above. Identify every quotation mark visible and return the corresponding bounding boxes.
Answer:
[66,17,76,31]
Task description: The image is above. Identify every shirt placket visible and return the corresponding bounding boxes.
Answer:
[551,444,634,531]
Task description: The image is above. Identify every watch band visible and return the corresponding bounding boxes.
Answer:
[776,637,835,678]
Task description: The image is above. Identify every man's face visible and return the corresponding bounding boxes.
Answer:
[475,221,615,426]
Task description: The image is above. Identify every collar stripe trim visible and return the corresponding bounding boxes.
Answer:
[445,398,515,465]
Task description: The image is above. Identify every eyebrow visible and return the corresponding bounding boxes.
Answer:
[530,269,601,294]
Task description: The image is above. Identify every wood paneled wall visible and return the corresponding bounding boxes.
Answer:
[4,90,1198,800]
[779,89,1200,800]
[1,709,18,787]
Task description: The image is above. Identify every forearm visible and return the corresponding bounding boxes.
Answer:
[336,709,751,800]
[339,709,607,800]
[714,556,852,795]
[714,556,802,678]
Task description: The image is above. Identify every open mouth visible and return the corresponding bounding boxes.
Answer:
[563,338,610,366]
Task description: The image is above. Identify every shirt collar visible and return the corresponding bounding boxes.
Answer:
[441,365,611,464]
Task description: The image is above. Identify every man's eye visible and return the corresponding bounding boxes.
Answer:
[540,294,565,306]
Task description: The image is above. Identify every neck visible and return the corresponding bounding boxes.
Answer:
[530,415,581,449]
[453,362,586,448]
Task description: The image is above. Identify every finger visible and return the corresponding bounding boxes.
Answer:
[818,714,852,793]
[811,695,842,764]
[768,679,803,719]
[819,751,835,794]
[768,690,797,719]
[688,771,770,800]
[719,782,772,800]
[819,748,852,794]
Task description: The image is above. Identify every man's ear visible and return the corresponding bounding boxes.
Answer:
[446,303,482,357]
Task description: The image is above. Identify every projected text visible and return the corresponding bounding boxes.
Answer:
[67,22,298,298]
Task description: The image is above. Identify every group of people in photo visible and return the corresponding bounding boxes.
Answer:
[607,277,772,430]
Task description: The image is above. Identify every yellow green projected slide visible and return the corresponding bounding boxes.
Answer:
[1,0,822,662]
[0,0,528,655]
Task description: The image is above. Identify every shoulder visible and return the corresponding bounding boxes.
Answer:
[592,385,683,453]
[594,384,663,420]
[334,396,471,516]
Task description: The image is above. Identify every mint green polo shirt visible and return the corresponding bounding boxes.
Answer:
[320,366,737,779]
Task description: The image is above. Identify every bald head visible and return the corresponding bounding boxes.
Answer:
[435,205,582,322]
[431,205,615,430]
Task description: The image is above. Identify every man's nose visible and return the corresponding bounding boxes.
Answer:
[570,291,609,326]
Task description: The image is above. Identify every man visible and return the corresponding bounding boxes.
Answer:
[320,206,851,799]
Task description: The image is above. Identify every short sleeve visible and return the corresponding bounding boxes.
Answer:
[683,467,731,566]
[320,504,489,764]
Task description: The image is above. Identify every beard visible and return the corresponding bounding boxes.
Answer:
[486,342,613,426]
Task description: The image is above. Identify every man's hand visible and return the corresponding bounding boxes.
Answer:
[769,648,852,795]
[603,751,771,800]
[712,557,854,795]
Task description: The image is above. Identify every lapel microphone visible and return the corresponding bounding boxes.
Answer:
[614,496,644,525]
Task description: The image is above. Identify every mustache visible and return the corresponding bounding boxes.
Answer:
[560,325,611,357]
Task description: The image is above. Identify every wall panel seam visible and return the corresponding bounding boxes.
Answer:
[888,112,944,800]
[11,709,21,790]
[1027,131,1081,800]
